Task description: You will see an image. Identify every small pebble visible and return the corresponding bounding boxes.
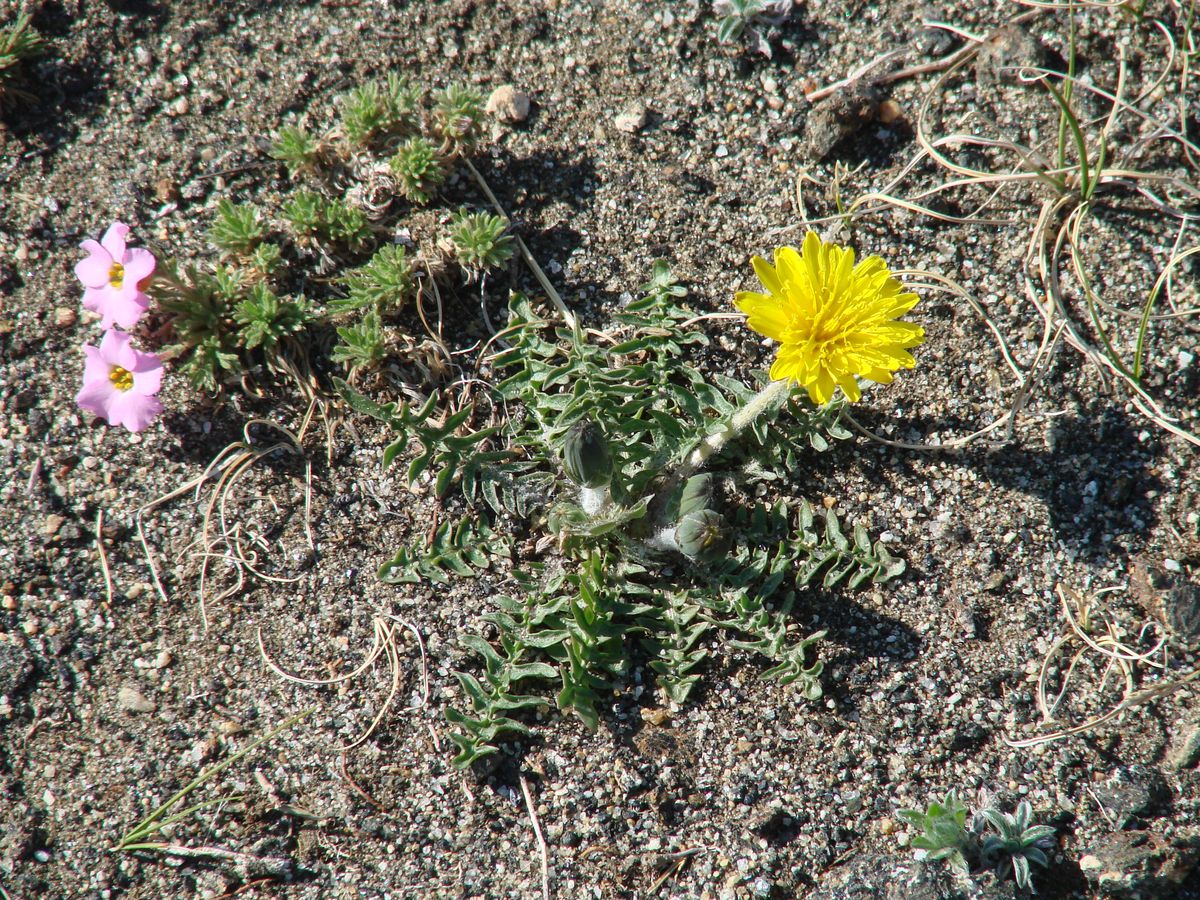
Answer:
[614,102,648,134]
[154,178,178,203]
[485,84,531,123]
[878,99,903,125]
[53,307,77,328]
[117,684,156,714]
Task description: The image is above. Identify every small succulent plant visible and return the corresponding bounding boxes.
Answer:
[209,200,265,257]
[448,210,514,275]
[340,73,420,147]
[269,125,320,178]
[898,793,1057,890]
[390,136,447,205]
[333,244,416,315]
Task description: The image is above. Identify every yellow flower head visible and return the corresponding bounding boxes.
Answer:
[735,232,925,405]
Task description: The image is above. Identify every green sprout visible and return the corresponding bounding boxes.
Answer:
[209,200,265,257]
[269,125,320,178]
[340,73,420,148]
[282,190,323,240]
[897,790,972,876]
[432,83,485,151]
[321,198,373,252]
[448,209,514,275]
[332,309,386,372]
[282,191,372,252]
[390,136,446,205]
[233,283,312,352]
[332,243,415,315]
[114,710,312,855]
[0,13,44,108]
[154,263,247,392]
[980,801,1056,890]
[249,241,283,278]
[712,0,791,56]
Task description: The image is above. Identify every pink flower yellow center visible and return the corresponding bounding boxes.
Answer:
[108,262,125,288]
[109,365,134,392]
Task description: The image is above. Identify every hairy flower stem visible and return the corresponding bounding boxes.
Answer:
[680,378,791,481]
[648,378,792,523]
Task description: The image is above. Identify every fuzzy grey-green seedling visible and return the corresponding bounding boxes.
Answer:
[980,801,1056,890]
[897,790,972,876]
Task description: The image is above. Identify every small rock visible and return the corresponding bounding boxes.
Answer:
[614,102,648,134]
[878,99,903,125]
[43,514,66,537]
[1162,583,1200,640]
[1166,718,1200,771]
[976,24,1045,87]
[913,13,958,58]
[984,572,1007,592]
[0,642,37,697]
[154,178,178,203]
[1080,831,1200,898]
[1092,766,1167,829]
[169,96,190,116]
[803,83,880,161]
[133,46,153,67]
[14,244,29,262]
[117,684,156,714]
[53,307,77,328]
[485,84,531,123]
[640,707,671,726]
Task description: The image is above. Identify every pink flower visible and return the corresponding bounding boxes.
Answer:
[75,330,164,432]
[74,222,156,329]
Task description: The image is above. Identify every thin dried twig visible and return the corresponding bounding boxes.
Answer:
[521,775,550,900]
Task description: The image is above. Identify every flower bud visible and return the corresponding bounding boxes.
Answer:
[676,509,731,559]
[678,474,713,519]
[562,419,613,489]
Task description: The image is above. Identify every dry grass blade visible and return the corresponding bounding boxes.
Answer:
[258,613,428,751]
[1007,584,1183,750]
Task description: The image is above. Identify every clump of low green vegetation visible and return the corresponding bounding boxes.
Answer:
[343,257,911,768]
[151,75,495,394]
[898,792,1058,891]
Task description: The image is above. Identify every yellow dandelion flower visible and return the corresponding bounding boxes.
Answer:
[734,231,925,405]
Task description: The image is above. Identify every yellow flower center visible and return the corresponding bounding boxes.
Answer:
[108,262,125,288]
[109,365,134,392]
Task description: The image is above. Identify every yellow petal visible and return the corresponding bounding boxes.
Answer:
[750,255,784,297]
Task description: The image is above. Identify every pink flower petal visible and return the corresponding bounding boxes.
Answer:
[108,290,150,330]
[82,285,113,316]
[88,287,148,330]
[81,343,109,383]
[75,376,119,422]
[107,390,163,432]
[75,241,113,288]
[122,247,156,286]
[131,359,164,395]
[100,222,130,260]
[98,329,137,369]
